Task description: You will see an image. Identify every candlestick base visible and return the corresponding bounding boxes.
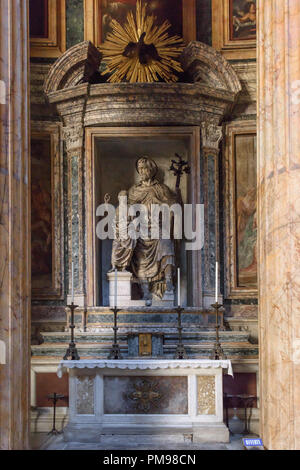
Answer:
[63,342,80,361]
[174,343,187,360]
[210,302,227,360]
[108,343,123,360]
[108,307,122,360]
[174,306,187,359]
[63,303,80,361]
[210,337,227,360]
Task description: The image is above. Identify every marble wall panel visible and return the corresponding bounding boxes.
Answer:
[76,375,95,414]
[196,0,212,45]
[66,0,84,49]
[197,375,216,415]
[104,376,188,414]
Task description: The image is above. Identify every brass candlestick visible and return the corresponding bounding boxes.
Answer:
[174,306,187,359]
[63,302,80,360]
[210,302,226,360]
[108,307,122,359]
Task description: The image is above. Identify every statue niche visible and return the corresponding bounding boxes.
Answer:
[111,156,179,306]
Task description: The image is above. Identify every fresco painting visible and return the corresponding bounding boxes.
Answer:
[235,133,257,288]
[230,0,256,40]
[100,0,183,42]
[31,137,53,289]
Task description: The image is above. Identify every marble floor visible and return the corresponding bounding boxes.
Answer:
[30,432,255,451]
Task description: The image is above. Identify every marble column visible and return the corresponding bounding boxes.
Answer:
[258,0,300,450]
[0,0,31,450]
[201,123,223,309]
[61,113,86,307]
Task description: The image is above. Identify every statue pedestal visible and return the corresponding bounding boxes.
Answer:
[107,271,132,307]
[107,271,175,307]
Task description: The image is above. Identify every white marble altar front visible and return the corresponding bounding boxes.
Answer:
[58,359,232,443]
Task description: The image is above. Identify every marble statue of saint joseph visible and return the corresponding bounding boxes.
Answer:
[111,156,178,302]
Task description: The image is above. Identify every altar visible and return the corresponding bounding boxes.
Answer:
[57,359,232,443]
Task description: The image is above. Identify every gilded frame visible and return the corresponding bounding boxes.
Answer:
[31,122,64,300]
[84,0,196,48]
[85,126,201,307]
[30,0,66,58]
[224,121,257,299]
[212,0,256,60]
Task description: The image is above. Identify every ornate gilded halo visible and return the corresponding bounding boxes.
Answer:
[99,0,184,83]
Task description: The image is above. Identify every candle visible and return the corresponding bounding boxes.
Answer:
[215,261,218,303]
[71,262,74,303]
[114,268,117,308]
[177,267,181,307]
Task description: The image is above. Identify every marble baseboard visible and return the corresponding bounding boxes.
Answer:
[63,422,229,443]
[193,423,229,443]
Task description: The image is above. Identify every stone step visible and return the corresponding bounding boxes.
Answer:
[41,330,251,344]
[31,341,258,358]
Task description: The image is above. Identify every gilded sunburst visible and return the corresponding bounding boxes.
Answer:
[99,0,184,83]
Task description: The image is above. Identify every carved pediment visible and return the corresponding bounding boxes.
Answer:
[44,41,102,94]
[45,40,241,95]
[44,40,242,128]
[181,42,242,94]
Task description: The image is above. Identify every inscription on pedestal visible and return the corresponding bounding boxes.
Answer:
[197,376,216,415]
[104,376,188,414]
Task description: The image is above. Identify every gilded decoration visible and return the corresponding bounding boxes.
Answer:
[99,0,184,83]
[128,379,162,412]
[76,375,95,414]
[197,375,216,415]
[139,334,152,356]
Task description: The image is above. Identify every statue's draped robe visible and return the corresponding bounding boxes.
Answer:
[127,179,177,298]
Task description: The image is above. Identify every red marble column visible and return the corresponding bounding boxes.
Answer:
[258,0,300,450]
[0,0,31,449]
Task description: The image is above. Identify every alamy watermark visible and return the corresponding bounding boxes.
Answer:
[96,196,204,251]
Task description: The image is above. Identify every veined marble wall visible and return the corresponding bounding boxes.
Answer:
[66,0,84,49]
[0,0,31,450]
[258,0,300,450]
